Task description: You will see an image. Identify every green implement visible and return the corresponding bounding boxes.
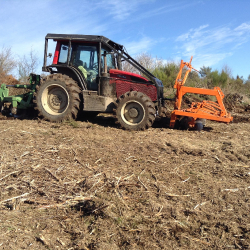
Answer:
[0,74,40,117]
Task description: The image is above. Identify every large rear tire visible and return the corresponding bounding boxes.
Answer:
[114,91,156,130]
[34,74,81,122]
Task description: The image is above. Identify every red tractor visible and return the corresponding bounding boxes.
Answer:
[35,33,166,130]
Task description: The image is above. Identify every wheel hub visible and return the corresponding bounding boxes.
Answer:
[128,108,138,118]
[51,95,62,107]
[48,89,67,111]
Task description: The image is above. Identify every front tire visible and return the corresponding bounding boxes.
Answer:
[34,74,81,122]
[114,91,156,130]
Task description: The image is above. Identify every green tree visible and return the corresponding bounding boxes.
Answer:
[243,75,250,95]
[234,75,244,90]
[161,62,179,88]
[152,67,170,86]
[219,70,228,88]
[186,70,201,87]
[152,62,178,88]
[200,68,229,89]
[200,66,212,77]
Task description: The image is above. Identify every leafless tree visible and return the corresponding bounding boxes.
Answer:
[122,52,165,75]
[0,47,16,80]
[18,48,39,82]
[222,64,233,78]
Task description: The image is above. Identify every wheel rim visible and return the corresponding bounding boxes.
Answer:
[41,84,69,115]
[121,101,145,125]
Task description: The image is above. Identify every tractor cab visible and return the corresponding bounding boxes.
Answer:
[45,36,117,91]
[43,34,123,90]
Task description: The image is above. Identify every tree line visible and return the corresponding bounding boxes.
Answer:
[0,46,38,84]
[123,53,250,96]
[0,47,249,96]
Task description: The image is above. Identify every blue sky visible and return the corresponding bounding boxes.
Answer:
[0,0,250,80]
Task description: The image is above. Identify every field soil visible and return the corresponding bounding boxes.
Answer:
[0,102,249,249]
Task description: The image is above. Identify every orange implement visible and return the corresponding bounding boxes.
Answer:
[169,57,233,129]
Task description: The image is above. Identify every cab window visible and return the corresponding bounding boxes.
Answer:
[58,44,70,64]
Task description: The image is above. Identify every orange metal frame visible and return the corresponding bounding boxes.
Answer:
[169,57,233,128]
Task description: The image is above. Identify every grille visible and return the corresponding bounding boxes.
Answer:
[114,79,157,101]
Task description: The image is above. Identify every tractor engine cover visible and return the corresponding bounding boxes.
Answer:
[109,69,157,101]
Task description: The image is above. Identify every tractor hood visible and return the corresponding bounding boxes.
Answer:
[109,69,149,83]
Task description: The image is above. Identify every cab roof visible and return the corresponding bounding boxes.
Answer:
[46,33,124,51]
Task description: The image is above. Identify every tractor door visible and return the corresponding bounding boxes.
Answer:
[71,43,99,91]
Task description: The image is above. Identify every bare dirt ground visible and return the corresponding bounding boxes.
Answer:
[0,104,249,249]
